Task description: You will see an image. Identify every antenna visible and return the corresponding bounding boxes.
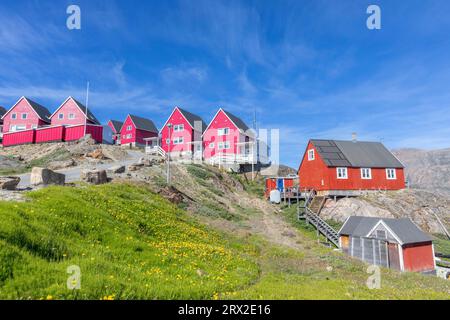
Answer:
[84,81,90,136]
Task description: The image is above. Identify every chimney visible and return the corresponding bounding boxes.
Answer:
[352,132,357,143]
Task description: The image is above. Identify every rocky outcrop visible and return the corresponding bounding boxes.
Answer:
[30,168,65,186]
[320,189,450,234]
[81,169,108,185]
[47,159,76,170]
[128,163,144,172]
[0,177,21,190]
[108,165,125,174]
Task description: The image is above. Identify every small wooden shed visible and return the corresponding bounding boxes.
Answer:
[339,216,435,273]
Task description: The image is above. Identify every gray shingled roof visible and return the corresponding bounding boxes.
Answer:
[129,114,158,132]
[310,139,404,168]
[108,120,123,133]
[222,109,250,132]
[339,216,432,245]
[71,98,101,125]
[178,107,207,132]
[26,98,51,122]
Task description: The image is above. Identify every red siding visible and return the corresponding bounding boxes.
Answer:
[51,98,91,126]
[265,178,295,197]
[402,242,435,272]
[64,125,103,143]
[298,141,406,191]
[203,110,244,159]
[120,115,157,146]
[35,126,65,143]
[2,129,35,147]
[3,97,49,132]
[161,108,194,153]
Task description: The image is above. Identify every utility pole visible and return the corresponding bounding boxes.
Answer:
[84,81,90,136]
[166,123,172,185]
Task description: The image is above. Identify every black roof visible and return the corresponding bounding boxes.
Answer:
[0,106,6,118]
[339,216,432,245]
[128,114,158,132]
[71,98,100,125]
[310,139,404,168]
[108,120,123,133]
[26,97,51,122]
[222,109,250,132]
[178,107,207,132]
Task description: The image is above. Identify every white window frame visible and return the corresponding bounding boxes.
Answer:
[11,113,17,120]
[173,137,184,145]
[174,124,184,132]
[209,142,215,148]
[21,113,28,120]
[127,125,132,131]
[223,141,230,149]
[386,168,397,180]
[337,167,348,179]
[361,168,372,180]
[58,113,64,120]
[68,113,75,119]
[307,149,315,161]
[218,127,230,136]
[126,134,132,139]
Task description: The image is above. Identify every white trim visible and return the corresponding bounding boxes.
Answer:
[202,108,243,137]
[386,168,397,180]
[366,220,403,245]
[49,96,91,122]
[337,216,351,235]
[1,96,48,121]
[431,244,437,269]
[159,107,196,133]
[336,167,348,179]
[398,245,405,271]
[307,149,315,161]
[361,168,372,179]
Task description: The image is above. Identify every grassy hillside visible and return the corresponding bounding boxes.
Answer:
[0,183,258,299]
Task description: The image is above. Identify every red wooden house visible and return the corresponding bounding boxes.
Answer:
[107,120,123,144]
[120,114,158,147]
[49,97,102,143]
[1,96,51,133]
[203,108,256,165]
[339,216,435,273]
[160,107,206,158]
[298,139,405,194]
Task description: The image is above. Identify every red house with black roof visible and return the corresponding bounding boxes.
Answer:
[107,120,123,144]
[0,106,6,139]
[1,96,51,133]
[50,96,100,127]
[203,108,256,165]
[298,139,406,193]
[120,114,158,147]
[160,107,206,158]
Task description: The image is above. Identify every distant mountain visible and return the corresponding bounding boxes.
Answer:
[393,148,450,195]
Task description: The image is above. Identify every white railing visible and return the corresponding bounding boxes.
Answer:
[145,146,166,157]
[209,153,257,165]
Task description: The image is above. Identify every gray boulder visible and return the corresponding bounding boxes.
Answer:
[127,163,144,172]
[30,168,65,186]
[108,165,125,174]
[81,169,108,185]
[0,177,21,190]
[48,159,76,170]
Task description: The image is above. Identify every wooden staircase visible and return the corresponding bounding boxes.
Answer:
[298,190,339,247]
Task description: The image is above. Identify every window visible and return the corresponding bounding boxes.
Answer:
[166,138,170,144]
[209,142,215,148]
[307,149,315,161]
[219,141,230,149]
[11,113,17,119]
[376,230,387,239]
[218,127,230,136]
[126,134,132,139]
[21,113,28,119]
[11,125,26,132]
[174,124,184,132]
[58,113,64,120]
[68,113,75,119]
[386,168,396,180]
[337,167,348,179]
[361,168,372,179]
[174,137,184,145]
[127,125,132,131]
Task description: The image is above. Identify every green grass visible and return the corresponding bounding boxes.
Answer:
[0,183,258,299]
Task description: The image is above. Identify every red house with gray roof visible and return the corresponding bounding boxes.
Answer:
[1,96,51,133]
[202,108,256,165]
[107,120,123,144]
[120,114,158,147]
[298,139,406,193]
[339,216,435,272]
[160,107,206,158]
[50,96,100,127]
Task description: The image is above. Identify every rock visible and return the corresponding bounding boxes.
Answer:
[81,169,108,185]
[0,177,21,190]
[30,167,65,186]
[86,149,107,160]
[48,159,76,170]
[127,163,144,172]
[108,165,125,174]
[138,157,153,167]
[77,134,96,145]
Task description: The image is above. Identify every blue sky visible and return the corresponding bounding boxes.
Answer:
[1,0,450,168]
